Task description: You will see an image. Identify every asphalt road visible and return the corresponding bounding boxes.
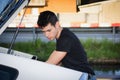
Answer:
[0,28,120,43]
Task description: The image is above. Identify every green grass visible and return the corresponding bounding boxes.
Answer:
[13,39,56,61]
[82,38,120,60]
[0,38,120,61]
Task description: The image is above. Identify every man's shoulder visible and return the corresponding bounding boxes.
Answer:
[62,28,73,36]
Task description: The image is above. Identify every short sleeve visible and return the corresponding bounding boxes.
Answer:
[56,37,72,53]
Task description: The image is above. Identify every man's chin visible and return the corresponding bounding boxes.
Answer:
[48,38,54,41]
[48,38,52,40]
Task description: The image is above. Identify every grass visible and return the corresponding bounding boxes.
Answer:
[0,38,120,61]
[13,39,56,61]
[82,38,120,60]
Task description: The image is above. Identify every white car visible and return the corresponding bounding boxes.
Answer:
[0,0,84,80]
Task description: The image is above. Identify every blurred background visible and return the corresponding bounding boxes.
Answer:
[0,0,120,79]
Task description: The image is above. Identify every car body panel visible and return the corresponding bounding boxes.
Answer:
[0,53,83,80]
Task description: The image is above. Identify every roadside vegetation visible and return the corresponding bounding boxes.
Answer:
[0,38,120,61]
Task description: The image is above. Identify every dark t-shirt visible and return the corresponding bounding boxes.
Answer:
[56,28,95,75]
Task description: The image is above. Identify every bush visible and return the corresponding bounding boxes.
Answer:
[0,38,120,61]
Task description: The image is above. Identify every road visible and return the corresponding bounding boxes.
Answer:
[0,27,120,43]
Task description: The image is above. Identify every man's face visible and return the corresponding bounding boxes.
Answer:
[41,23,58,40]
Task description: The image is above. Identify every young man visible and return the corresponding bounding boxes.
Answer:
[37,10,96,80]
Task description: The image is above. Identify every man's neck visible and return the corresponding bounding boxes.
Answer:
[56,27,63,39]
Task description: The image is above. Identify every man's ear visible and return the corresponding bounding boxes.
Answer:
[55,21,60,28]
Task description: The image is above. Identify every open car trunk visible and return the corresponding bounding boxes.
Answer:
[0,0,29,35]
[0,0,37,59]
[0,0,84,80]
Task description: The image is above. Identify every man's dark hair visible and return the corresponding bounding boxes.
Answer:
[37,10,58,28]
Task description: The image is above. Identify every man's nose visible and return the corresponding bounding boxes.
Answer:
[44,32,49,37]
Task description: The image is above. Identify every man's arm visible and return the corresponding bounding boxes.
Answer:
[46,50,66,65]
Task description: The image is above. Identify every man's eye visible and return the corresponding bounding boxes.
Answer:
[42,29,51,33]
